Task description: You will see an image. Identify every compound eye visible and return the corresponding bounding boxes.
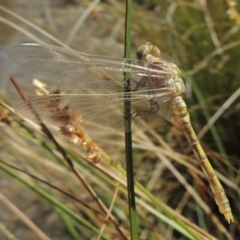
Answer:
[136,42,160,61]
[136,45,145,60]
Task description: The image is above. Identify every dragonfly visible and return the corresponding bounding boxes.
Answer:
[8,42,233,222]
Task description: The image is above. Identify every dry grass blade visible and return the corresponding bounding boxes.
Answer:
[66,0,101,45]
[10,76,128,239]
[0,192,51,240]
[198,87,240,139]
[1,0,239,238]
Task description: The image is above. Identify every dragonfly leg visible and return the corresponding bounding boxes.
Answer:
[149,98,160,113]
[131,77,147,91]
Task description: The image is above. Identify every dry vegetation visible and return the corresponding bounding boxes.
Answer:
[0,0,239,239]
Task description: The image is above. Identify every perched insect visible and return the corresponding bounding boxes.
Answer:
[8,42,233,222]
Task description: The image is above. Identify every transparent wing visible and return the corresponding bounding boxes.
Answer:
[8,43,175,94]
[15,91,172,132]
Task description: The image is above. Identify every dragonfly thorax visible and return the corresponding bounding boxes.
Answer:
[166,76,185,96]
[165,63,185,96]
[137,42,185,96]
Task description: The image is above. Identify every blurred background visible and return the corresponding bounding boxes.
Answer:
[0,0,239,239]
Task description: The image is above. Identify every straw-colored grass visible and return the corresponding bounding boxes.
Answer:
[0,1,239,239]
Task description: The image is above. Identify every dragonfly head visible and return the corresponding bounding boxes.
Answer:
[136,42,161,62]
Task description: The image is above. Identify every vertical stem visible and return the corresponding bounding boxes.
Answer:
[124,0,138,239]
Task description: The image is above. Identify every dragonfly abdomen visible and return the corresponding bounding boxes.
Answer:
[170,96,233,223]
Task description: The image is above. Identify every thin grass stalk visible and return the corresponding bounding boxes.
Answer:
[123,0,138,239]
[9,78,126,237]
[0,222,18,240]
[0,162,111,240]
[54,207,80,240]
[0,6,70,48]
[0,192,50,240]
